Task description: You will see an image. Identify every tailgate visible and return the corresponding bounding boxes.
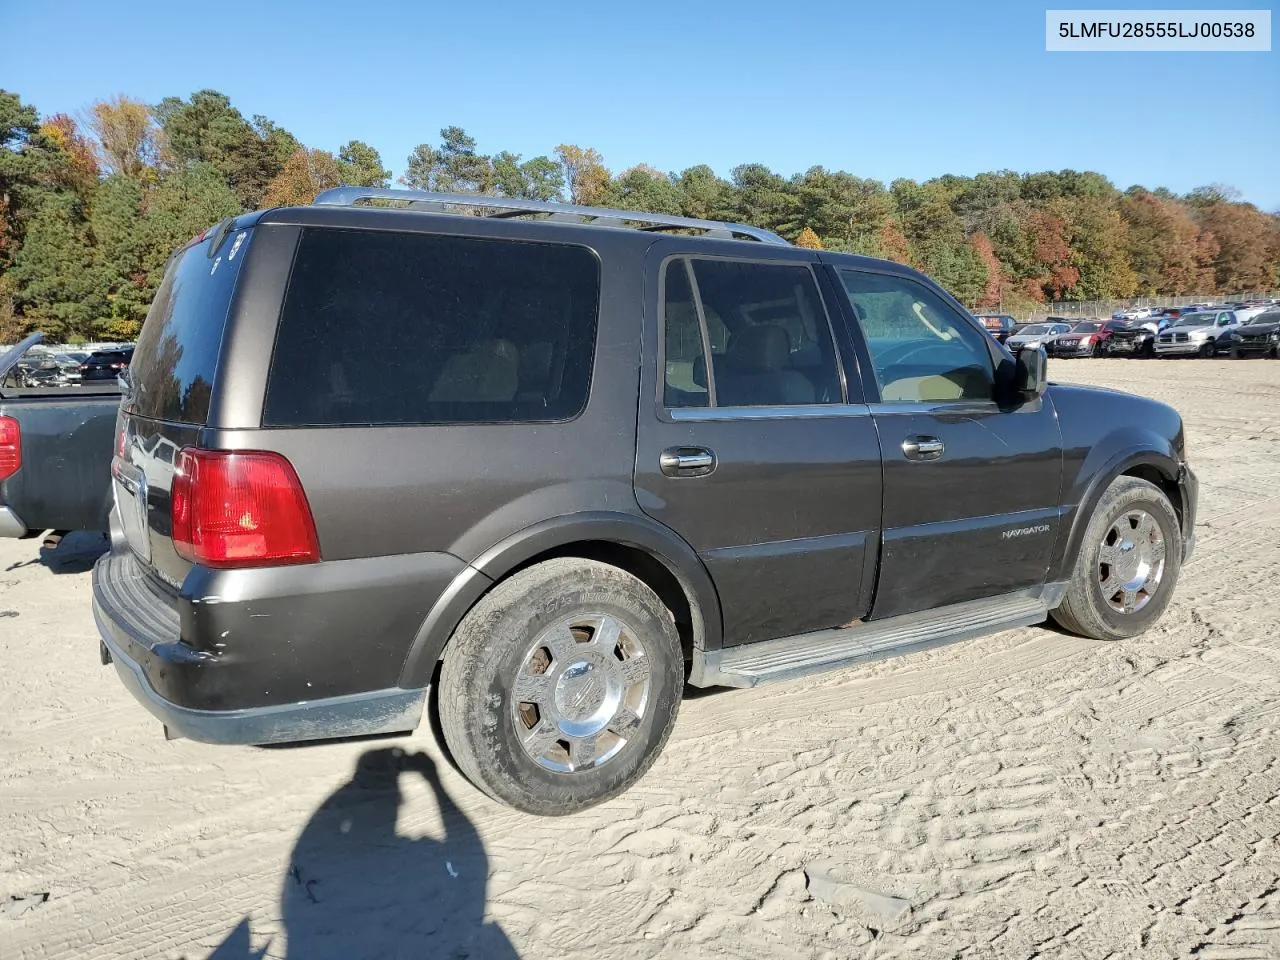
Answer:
[0,390,121,535]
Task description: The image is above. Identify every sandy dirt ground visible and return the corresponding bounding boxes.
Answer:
[2,357,1279,960]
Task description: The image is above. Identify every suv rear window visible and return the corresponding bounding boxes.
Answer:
[263,228,600,427]
[129,228,252,423]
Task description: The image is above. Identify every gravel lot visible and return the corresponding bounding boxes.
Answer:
[2,357,1278,959]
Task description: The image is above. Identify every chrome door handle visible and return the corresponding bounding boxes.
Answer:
[660,447,716,477]
[902,436,945,461]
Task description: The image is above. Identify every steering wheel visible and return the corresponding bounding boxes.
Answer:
[874,340,958,369]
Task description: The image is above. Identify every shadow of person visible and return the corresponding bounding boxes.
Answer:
[278,746,518,960]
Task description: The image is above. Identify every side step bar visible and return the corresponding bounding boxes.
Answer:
[691,584,1066,689]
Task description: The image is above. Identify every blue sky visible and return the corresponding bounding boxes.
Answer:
[4,0,1277,208]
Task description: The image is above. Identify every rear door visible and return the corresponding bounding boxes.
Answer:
[634,245,883,647]
[825,261,1063,621]
[112,225,254,589]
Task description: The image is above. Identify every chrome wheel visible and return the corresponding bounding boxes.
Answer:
[510,613,651,773]
[1097,509,1166,614]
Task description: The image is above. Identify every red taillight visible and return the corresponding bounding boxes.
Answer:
[0,416,20,482]
[115,427,127,460]
[171,449,319,568]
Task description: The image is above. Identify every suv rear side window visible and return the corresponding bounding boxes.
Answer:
[128,228,251,423]
[660,257,843,408]
[264,228,600,426]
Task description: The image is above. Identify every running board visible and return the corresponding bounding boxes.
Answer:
[692,586,1063,689]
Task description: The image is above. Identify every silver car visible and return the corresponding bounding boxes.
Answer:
[1006,322,1071,351]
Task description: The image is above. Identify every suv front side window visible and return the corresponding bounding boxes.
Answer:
[660,257,844,409]
[838,269,995,404]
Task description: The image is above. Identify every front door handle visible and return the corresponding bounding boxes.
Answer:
[660,446,717,477]
[902,436,945,461]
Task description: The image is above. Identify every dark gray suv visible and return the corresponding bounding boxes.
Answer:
[94,189,1197,814]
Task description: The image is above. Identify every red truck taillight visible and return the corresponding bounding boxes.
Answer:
[170,449,319,568]
[0,416,20,481]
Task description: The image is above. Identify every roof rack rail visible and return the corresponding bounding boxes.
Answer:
[311,187,789,245]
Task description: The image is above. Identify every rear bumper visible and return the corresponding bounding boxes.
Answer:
[96,611,425,744]
[91,544,463,743]
[0,505,28,538]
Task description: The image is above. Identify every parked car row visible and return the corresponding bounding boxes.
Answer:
[983,300,1280,360]
[0,345,134,389]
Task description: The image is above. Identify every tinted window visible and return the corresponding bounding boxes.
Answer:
[839,269,994,403]
[264,228,599,427]
[129,228,252,423]
[660,257,843,408]
[661,260,708,408]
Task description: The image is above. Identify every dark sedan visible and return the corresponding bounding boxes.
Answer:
[1228,311,1280,358]
[79,348,134,382]
[1046,320,1127,358]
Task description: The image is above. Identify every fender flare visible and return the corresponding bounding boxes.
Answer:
[1049,446,1183,583]
[397,511,723,689]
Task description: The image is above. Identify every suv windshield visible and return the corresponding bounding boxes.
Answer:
[1173,313,1214,327]
[1017,324,1050,335]
[1246,312,1280,325]
[1070,322,1101,333]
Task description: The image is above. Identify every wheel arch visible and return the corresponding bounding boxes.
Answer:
[1050,445,1183,584]
[397,512,722,689]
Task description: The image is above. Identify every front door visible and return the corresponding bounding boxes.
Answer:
[634,248,883,646]
[828,263,1064,621]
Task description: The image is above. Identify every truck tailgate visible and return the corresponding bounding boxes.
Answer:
[0,390,121,534]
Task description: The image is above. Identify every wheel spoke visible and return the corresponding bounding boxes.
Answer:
[592,615,622,652]
[1099,572,1122,597]
[512,671,551,705]
[1134,514,1157,542]
[1099,541,1121,565]
[569,735,599,769]
[543,623,578,662]
[1121,588,1139,612]
[607,707,641,739]
[522,719,561,759]
[618,655,649,686]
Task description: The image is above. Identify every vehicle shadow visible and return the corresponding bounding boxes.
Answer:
[37,530,109,574]
[202,746,518,959]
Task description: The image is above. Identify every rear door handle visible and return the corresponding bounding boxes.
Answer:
[902,436,945,461]
[660,446,716,477]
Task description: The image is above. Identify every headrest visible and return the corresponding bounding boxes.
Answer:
[725,325,790,373]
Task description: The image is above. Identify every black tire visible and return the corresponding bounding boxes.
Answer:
[1198,341,1215,358]
[438,558,683,815]
[1051,476,1182,642]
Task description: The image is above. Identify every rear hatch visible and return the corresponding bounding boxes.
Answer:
[112,223,254,590]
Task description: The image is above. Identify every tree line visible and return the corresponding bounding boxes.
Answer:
[2,87,1278,342]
